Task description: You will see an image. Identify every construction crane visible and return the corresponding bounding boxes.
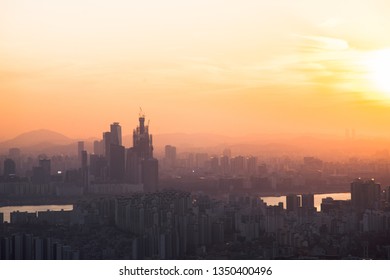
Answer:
[139,107,145,118]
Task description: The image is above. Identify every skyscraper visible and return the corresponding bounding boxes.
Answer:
[81,150,89,189]
[8,148,21,176]
[93,140,104,156]
[103,132,112,159]
[109,144,125,182]
[102,123,125,182]
[110,122,122,146]
[126,110,158,191]
[77,141,84,162]
[133,111,153,159]
[164,145,177,169]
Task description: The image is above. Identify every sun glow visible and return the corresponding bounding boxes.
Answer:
[364,49,390,96]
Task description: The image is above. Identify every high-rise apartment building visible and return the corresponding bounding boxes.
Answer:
[164,145,177,169]
[77,141,84,162]
[3,158,16,178]
[286,194,301,212]
[351,178,381,211]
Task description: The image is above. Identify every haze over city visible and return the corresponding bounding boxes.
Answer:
[3,0,390,261]
[3,0,390,141]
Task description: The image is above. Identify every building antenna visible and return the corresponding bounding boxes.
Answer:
[139,107,145,118]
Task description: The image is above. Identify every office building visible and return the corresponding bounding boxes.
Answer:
[110,122,122,146]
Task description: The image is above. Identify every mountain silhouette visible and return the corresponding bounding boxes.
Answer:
[0,129,74,151]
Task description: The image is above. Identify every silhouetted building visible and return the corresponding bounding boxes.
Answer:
[142,158,158,192]
[32,159,51,184]
[301,194,315,209]
[351,178,381,212]
[164,145,177,169]
[103,132,112,159]
[39,159,51,182]
[231,156,245,175]
[32,167,45,184]
[81,150,89,189]
[133,112,153,159]
[258,164,267,176]
[109,144,125,182]
[89,154,107,181]
[286,194,300,212]
[195,153,208,169]
[126,110,159,191]
[3,158,16,177]
[209,157,219,173]
[65,169,81,184]
[77,141,84,163]
[220,156,230,175]
[126,148,140,184]
[110,122,122,146]
[93,140,104,156]
[8,148,21,176]
[247,156,257,175]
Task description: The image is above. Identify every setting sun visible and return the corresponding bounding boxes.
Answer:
[364,49,390,97]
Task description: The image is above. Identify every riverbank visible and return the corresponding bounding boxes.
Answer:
[0,197,79,207]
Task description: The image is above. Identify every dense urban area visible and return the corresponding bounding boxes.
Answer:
[1,114,390,259]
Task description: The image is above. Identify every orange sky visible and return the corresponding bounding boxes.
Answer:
[2,0,390,141]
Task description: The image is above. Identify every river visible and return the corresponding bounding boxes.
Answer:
[0,205,73,223]
[261,192,351,211]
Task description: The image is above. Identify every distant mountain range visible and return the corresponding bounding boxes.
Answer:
[1,129,74,148]
[1,129,390,159]
[0,129,239,155]
[0,129,81,155]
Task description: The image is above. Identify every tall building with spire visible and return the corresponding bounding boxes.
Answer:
[133,109,153,159]
[126,109,158,192]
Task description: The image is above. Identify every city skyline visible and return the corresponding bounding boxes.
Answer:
[3,1,390,141]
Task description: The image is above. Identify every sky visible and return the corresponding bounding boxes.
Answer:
[2,0,390,141]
